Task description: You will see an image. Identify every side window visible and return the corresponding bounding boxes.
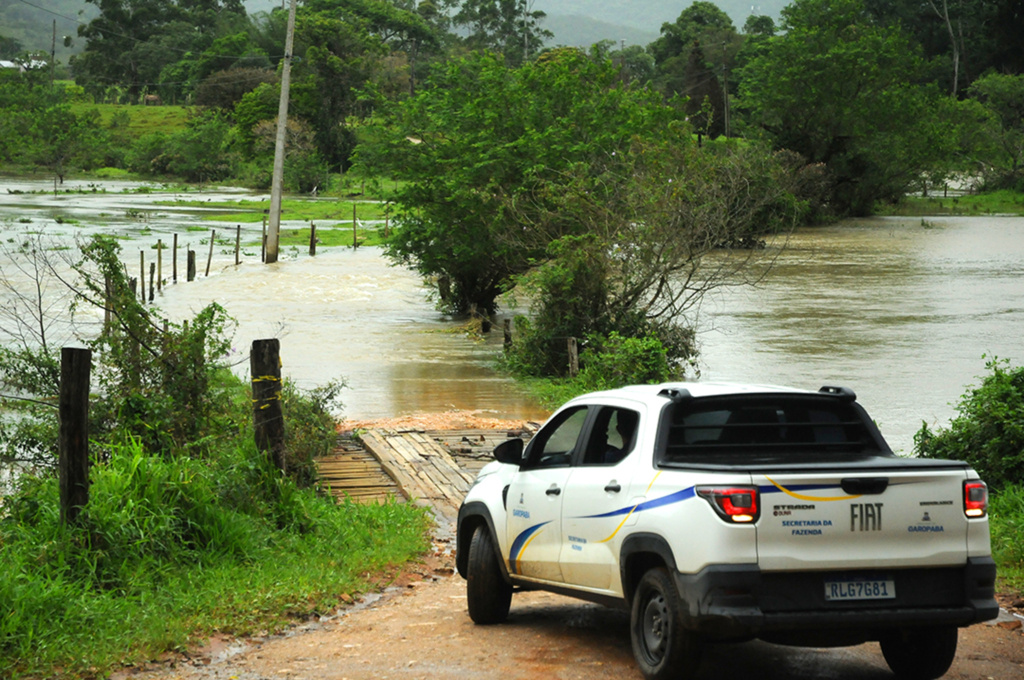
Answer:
[582,407,641,466]
[523,406,589,469]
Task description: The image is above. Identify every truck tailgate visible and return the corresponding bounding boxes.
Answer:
[756,469,969,571]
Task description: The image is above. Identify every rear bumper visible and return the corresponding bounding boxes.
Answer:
[673,557,999,639]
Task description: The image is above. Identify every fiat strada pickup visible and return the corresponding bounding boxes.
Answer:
[455,383,998,680]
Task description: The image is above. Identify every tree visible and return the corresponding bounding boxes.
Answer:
[0,34,23,59]
[967,73,1024,190]
[502,140,810,377]
[648,2,739,127]
[73,0,248,99]
[355,49,687,314]
[452,0,552,67]
[864,0,1010,96]
[742,15,775,37]
[740,0,953,215]
[649,1,736,67]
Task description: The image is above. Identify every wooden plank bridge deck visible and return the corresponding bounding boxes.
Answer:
[316,427,533,522]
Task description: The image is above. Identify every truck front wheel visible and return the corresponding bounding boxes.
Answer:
[880,626,958,680]
[466,524,512,624]
[630,568,702,680]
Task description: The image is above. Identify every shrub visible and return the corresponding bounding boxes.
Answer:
[989,484,1024,592]
[914,357,1024,491]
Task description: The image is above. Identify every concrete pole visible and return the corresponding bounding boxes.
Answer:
[266,0,299,264]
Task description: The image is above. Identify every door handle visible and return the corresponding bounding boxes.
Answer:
[545,486,561,496]
[604,483,622,493]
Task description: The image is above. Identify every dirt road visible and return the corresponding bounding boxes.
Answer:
[124,534,1024,680]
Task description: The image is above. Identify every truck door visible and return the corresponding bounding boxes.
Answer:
[505,405,590,583]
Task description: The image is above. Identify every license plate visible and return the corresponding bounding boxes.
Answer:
[824,578,896,601]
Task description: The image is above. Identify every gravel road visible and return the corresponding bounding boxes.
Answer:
[119,531,1024,680]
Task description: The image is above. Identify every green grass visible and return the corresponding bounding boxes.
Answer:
[990,484,1024,596]
[156,197,392,224]
[276,225,388,248]
[69,102,191,140]
[878,189,1024,216]
[0,438,431,678]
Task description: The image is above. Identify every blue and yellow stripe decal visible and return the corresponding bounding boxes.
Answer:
[508,521,551,575]
[761,476,859,501]
[508,478,868,568]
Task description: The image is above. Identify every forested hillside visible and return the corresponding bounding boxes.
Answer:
[0,0,97,60]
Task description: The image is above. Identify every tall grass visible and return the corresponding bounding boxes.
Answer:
[0,437,430,678]
[989,484,1024,594]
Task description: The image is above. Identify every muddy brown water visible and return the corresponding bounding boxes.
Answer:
[2,179,1023,452]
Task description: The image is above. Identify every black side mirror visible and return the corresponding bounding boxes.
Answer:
[493,438,523,465]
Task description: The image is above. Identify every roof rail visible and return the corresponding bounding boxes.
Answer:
[819,385,857,402]
[658,387,692,402]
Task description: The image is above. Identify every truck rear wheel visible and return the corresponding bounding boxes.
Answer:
[880,626,958,680]
[630,568,702,680]
[466,524,512,624]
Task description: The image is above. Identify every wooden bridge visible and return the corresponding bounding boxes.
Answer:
[316,427,532,522]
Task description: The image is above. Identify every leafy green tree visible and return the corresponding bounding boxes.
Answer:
[742,14,775,37]
[195,66,277,109]
[863,0,1018,95]
[355,49,686,314]
[649,1,736,66]
[740,0,953,215]
[967,73,1024,190]
[0,34,23,59]
[74,0,249,99]
[916,358,1024,492]
[453,0,552,66]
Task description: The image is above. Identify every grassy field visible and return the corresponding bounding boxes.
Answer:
[880,189,1024,216]
[69,102,192,139]
[157,197,392,223]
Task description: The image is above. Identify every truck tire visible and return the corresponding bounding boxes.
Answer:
[880,626,958,680]
[466,524,512,624]
[630,568,702,680]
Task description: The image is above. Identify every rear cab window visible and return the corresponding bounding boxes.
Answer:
[656,395,891,468]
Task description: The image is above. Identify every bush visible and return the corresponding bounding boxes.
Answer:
[0,436,430,677]
[989,484,1024,592]
[914,357,1024,491]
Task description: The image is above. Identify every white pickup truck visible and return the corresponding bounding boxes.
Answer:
[456,383,998,680]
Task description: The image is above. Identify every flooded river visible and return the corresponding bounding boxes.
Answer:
[1,178,1022,452]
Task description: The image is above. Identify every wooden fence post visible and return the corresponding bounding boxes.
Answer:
[173,233,178,283]
[148,262,155,302]
[567,337,579,378]
[156,239,163,291]
[262,217,267,262]
[59,347,91,525]
[352,204,357,248]
[206,229,215,276]
[139,250,145,302]
[251,339,286,473]
[503,319,512,350]
[187,249,196,282]
[309,221,317,256]
[235,225,241,265]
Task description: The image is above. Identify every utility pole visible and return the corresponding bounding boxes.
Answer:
[50,20,56,87]
[266,0,299,264]
[722,41,731,139]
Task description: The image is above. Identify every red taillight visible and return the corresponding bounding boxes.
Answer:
[697,486,760,524]
[964,481,988,518]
